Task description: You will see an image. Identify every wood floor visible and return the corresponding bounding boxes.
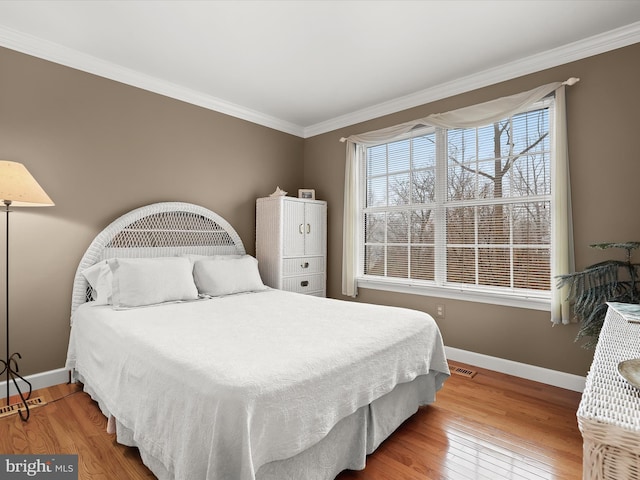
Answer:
[0,362,583,479]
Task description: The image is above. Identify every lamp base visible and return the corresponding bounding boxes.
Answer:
[0,352,32,421]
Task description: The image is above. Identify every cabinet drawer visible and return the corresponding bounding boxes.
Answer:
[283,274,324,294]
[283,257,324,275]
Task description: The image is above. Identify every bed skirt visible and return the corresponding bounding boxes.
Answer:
[78,371,445,480]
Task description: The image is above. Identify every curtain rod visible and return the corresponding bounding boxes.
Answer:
[339,77,580,142]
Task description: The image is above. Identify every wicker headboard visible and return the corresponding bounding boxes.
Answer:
[70,202,246,315]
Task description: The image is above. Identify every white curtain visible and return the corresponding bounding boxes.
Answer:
[341,141,362,297]
[341,79,578,324]
[550,85,575,324]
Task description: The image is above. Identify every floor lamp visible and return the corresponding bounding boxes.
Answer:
[0,161,54,421]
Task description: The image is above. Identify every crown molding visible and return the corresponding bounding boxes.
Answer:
[303,21,640,138]
[1,21,638,140]
[0,25,305,138]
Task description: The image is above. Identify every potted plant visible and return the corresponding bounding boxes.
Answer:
[557,242,640,347]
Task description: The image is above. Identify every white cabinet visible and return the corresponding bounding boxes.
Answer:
[578,304,640,480]
[256,196,327,296]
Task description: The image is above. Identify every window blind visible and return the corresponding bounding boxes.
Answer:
[361,100,552,295]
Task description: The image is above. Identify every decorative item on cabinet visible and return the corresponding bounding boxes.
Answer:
[256,196,327,297]
[269,186,287,197]
[298,188,315,199]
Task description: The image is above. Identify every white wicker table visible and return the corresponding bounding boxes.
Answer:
[578,303,640,479]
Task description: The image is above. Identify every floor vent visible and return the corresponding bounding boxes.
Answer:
[0,397,47,419]
[450,365,477,378]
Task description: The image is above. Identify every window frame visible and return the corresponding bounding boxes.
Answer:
[355,99,554,311]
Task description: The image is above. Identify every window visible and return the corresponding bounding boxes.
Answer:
[359,98,553,308]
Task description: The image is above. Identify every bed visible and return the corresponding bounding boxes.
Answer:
[65,202,449,480]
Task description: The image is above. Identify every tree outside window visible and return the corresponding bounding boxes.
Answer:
[362,100,552,295]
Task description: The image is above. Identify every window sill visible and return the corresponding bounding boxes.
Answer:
[357,277,551,311]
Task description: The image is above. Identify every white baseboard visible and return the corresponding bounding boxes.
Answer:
[445,346,586,393]
[0,350,586,400]
[0,368,70,398]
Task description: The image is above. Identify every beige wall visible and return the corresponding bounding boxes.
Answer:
[304,42,640,377]
[0,47,304,376]
[2,42,639,380]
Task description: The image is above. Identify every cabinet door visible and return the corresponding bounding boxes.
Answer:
[304,203,325,256]
[283,200,306,256]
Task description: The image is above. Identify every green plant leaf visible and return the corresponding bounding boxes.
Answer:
[556,241,640,347]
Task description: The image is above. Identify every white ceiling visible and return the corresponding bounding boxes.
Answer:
[1,1,640,138]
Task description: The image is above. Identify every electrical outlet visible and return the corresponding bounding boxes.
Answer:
[436,304,445,318]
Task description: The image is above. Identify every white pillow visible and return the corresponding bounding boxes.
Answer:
[82,260,113,305]
[193,255,266,297]
[181,253,243,264]
[110,257,199,308]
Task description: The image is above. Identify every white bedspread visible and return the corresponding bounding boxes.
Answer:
[66,289,448,480]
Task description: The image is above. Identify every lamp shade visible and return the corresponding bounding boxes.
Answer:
[0,161,54,207]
